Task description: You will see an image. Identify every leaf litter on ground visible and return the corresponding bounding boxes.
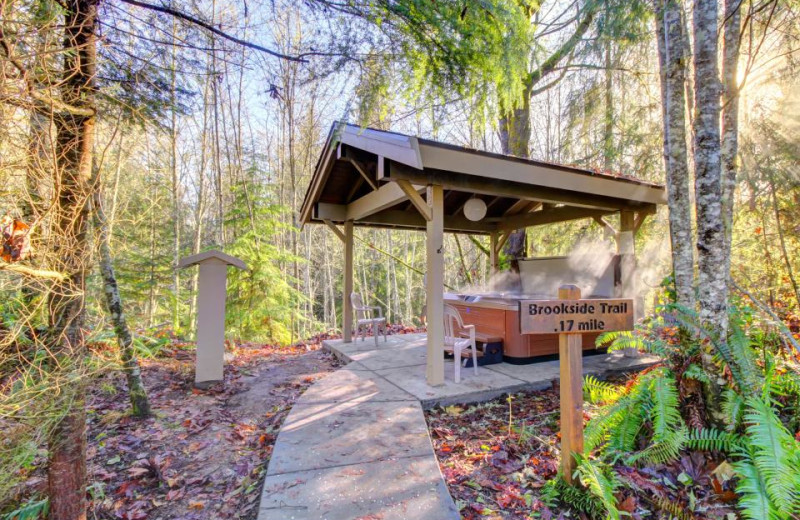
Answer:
[425,376,740,520]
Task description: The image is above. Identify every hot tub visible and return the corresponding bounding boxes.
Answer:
[445,293,604,363]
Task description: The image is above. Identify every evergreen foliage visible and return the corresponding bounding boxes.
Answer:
[554,300,800,519]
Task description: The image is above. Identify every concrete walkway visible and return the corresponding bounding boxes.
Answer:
[257,333,658,520]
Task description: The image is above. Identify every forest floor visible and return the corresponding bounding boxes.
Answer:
[17,332,342,520]
[425,378,740,520]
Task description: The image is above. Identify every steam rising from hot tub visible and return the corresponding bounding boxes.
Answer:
[453,236,670,310]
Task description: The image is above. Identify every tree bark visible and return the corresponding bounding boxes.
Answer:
[170,14,181,332]
[496,4,597,261]
[720,0,741,284]
[47,1,98,518]
[692,0,728,337]
[654,0,695,309]
[92,165,151,418]
[767,168,800,308]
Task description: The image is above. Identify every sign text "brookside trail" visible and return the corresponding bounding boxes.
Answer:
[519,299,634,334]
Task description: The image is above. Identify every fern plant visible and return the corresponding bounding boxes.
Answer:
[577,301,800,520]
[574,455,621,520]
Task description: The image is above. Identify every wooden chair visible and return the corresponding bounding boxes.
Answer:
[443,304,478,383]
[351,292,387,346]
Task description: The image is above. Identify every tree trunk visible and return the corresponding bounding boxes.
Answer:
[47,1,98,518]
[603,36,614,172]
[170,15,181,332]
[720,0,741,284]
[654,0,695,309]
[767,168,800,308]
[92,165,151,417]
[498,84,532,259]
[499,86,531,159]
[692,0,727,337]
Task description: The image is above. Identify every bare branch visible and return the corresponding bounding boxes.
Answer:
[117,0,308,62]
[0,261,67,281]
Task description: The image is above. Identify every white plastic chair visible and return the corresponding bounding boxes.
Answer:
[351,292,387,346]
[443,305,479,383]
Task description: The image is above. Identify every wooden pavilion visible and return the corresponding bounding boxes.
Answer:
[299,122,667,385]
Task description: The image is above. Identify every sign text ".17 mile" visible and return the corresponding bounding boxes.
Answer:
[519,299,634,335]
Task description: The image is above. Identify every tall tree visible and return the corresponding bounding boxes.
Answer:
[92,157,151,418]
[47,1,98,518]
[653,0,695,308]
[720,0,742,283]
[692,0,727,337]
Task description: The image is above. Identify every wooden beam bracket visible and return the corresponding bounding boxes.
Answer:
[592,216,618,237]
[495,230,512,255]
[323,219,346,242]
[343,157,379,191]
[633,212,648,234]
[397,179,432,221]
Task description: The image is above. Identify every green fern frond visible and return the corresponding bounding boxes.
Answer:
[722,388,745,431]
[727,325,763,392]
[628,425,688,465]
[542,476,607,519]
[733,458,786,520]
[685,428,744,452]
[1,497,49,520]
[771,368,800,399]
[584,376,623,404]
[650,371,684,441]
[574,455,620,520]
[595,330,630,348]
[743,397,800,515]
[595,330,647,352]
[682,363,710,383]
[584,380,649,453]
[608,406,645,453]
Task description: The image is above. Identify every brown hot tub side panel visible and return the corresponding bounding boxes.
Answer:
[447,300,602,362]
[504,310,601,359]
[450,304,507,339]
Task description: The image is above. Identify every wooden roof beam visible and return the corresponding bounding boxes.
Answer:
[495,206,616,232]
[345,181,424,221]
[384,161,654,212]
[504,199,541,216]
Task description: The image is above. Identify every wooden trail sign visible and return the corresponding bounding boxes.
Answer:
[519,298,633,335]
[545,286,635,484]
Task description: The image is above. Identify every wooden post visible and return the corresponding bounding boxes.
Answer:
[558,284,584,484]
[618,210,640,356]
[489,232,499,274]
[343,220,354,343]
[617,211,636,298]
[426,185,445,386]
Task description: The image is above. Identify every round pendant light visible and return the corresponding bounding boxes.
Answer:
[463,198,487,221]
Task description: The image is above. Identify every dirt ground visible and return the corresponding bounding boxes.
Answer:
[73,339,340,520]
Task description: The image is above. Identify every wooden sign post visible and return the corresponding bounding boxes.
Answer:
[557,285,583,484]
[519,288,634,484]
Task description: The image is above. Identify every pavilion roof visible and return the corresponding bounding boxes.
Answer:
[299,122,666,235]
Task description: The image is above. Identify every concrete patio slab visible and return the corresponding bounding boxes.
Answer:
[376,361,530,408]
[584,351,661,374]
[268,399,433,475]
[259,332,658,520]
[259,455,460,520]
[323,333,426,361]
[299,367,416,404]
[349,344,428,371]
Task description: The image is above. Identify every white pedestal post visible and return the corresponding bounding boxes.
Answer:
[178,250,247,388]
